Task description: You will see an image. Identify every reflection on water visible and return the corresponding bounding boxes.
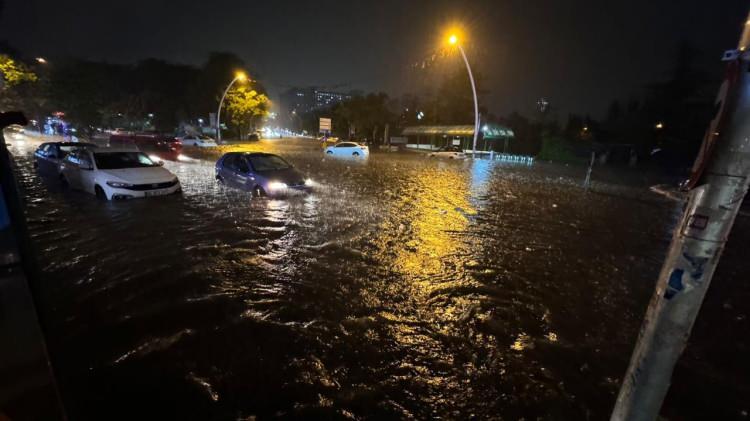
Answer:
[6,137,750,420]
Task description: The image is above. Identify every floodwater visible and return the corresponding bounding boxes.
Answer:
[7,136,750,420]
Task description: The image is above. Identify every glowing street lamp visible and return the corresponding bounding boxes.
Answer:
[216,71,248,143]
[35,57,47,64]
[447,31,480,158]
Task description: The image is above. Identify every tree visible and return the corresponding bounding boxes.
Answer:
[0,54,38,111]
[332,92,394,143]
[225,85,270,139]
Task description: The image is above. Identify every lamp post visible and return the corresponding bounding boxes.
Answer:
[216,71,247,143]
[448,34,480,158]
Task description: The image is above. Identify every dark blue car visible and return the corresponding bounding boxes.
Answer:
[215,152,312,197]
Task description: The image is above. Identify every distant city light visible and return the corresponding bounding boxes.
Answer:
[148,113,154,118]
[655,122,664,129]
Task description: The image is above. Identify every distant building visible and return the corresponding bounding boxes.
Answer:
[280,87,352,114]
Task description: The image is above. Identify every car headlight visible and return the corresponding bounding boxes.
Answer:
[106,181,133,188]
[268,182,288,190]
[304,178,313,186]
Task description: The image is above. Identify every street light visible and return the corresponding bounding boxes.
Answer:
[216,71,248,143]
[35,57,47,64]
[447,32,480,158]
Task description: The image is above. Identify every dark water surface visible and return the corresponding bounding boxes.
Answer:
[8,137,750,419]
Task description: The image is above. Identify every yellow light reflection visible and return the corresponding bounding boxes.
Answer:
[388,167,476,280]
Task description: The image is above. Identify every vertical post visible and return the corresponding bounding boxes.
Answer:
[216,76,240,144]
[612,15,750,420]
[457,44,480,159]
[583,151,595,190]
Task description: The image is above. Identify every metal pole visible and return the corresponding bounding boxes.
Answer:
[457,44,480,159]
[612,14,750,421]
[216,76,240,143]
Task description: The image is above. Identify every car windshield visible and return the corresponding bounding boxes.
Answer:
[59,145,88,157]
[93,152,158,169]
[248,155,291,171]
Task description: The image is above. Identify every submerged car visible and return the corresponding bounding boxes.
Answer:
[182,134,218,147]
[324,142,369,158]
[34,142,98,174]
[428,145,467,159]
[60,148,181,200]
[215,152,311,197]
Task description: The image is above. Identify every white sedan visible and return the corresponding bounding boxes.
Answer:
[325,142,369,158]
[60,148,181,200]
[428,146,467,159]
[181,135,218,147]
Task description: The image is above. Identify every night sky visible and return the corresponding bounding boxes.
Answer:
[2,0,749,117]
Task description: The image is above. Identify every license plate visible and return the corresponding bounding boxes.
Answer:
[144,189,169,197]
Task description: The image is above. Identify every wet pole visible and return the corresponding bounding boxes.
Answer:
[456,44,480,159]
[611,13,750,421]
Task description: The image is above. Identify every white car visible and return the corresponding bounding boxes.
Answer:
[60,148,181,200]
[181,135,218,147]
[428,146,467,159]
[325,142,369,158]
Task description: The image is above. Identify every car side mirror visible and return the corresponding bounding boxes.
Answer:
[79,161,93,170]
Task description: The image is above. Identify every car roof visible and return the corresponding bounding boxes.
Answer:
[90,147,143,153]
[49,142,97,147]
[242,152,278,157]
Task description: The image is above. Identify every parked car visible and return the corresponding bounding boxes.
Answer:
[215,152,311,197]
[34,142,98,174]
[247,132,260,141]
[109,131,182,160]
[182,134,218,147]
[324,142,369,158]
[428,145,467,159]
[60,148,181,200]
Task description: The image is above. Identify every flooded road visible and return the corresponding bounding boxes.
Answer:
[8,137,750,419]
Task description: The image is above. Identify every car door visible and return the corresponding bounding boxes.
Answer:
[44,144,62,173]
[77,150,97,194]
[61,152,82,188]
[232,156,253,190]
[35,144,50,172]
[220,155,238,187]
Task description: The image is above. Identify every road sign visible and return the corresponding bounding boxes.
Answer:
[319,118,332,133]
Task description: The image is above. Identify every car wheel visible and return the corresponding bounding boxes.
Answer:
[326,151,333,155]
[253,185,266,198]
[352,152,360,157]
[94,185,108,201]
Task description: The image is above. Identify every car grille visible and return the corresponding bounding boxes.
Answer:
[124,180,178,191]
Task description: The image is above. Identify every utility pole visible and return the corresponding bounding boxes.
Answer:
[612,13,750,421]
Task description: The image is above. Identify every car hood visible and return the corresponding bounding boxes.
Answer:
[98,167,177,184]
[257,167,304,183]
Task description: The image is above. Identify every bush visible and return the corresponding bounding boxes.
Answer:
[537,135,587,164]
